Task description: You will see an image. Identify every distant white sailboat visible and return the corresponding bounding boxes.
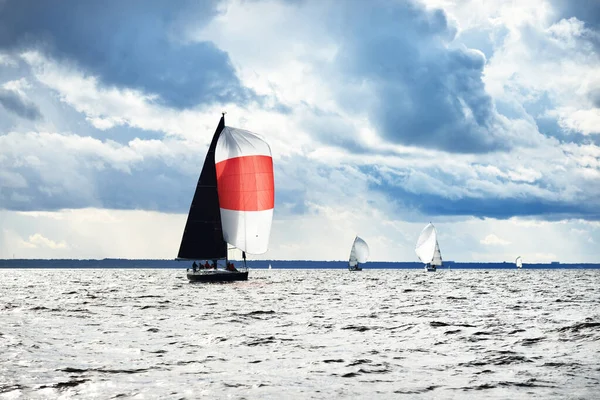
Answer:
[516,256,522,269]
[348,236,369,271]
[415,223,443,272]
[268,263,272,270]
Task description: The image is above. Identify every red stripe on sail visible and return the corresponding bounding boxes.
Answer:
[215,155,274,211]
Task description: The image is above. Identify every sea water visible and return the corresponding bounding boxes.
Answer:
[1,268,599,399]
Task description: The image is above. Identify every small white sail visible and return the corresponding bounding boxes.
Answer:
[415,223,437,264]
[431,241,443,267]
[516,256,522,269]
[349,236,369,267]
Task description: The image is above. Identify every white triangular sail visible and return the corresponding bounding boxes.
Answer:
[432,241,443,267]
[348,236,369,267]
[215,126,274,254]
[415,223,437,264]
[516,256,522,269]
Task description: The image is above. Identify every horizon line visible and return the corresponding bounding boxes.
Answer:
[0,258,597,265]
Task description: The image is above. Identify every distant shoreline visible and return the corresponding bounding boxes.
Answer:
[0,259,598,269]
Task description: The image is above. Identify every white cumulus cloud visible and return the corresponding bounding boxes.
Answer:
[480,234,511,246]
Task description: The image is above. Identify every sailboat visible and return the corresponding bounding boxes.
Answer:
[415,223,443,272]
[516,256,522,269]
[178,113,275,283]
[348,236,369,271]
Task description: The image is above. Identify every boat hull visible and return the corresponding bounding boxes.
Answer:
[348,266,362,271]
[425,265,437,272]
[187,270,249,283]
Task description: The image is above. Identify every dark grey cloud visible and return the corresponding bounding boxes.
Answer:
[550,0,600,30]
[589,88,600,108]
[0,158,194,212]
[414,192,600,221]
[550,0,600,53]
[536,115,600,146]
[521,92,600,146]
[362,166,600,221]
[0,0,256,109]
[0,156,304,215]
[0,89,41,120]
[0,150,302,219]
[326,1,505,153]
[299,107,371,154]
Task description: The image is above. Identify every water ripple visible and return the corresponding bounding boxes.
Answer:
[0,268,598,399]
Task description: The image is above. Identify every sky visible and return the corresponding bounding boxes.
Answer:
[0,0,599,263]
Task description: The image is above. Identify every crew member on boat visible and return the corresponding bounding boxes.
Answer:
[192,261,198,272]
[226,262,237,272]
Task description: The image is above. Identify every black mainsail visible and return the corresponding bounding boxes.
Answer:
[177,115,227,260]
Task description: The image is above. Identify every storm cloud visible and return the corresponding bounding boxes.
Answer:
[326,1,505,153]
[0,0,255,109]
[0,88,41,120]
[0,0,598,226]
[550,0,600,30]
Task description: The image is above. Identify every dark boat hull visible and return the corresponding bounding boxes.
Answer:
[348,266,362,271]
[187,270,249,283]
[426,265,437,272]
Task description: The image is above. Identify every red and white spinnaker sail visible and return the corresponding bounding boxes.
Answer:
[215,126,274,254]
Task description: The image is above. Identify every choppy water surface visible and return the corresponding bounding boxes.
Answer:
[1,269,599,399]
